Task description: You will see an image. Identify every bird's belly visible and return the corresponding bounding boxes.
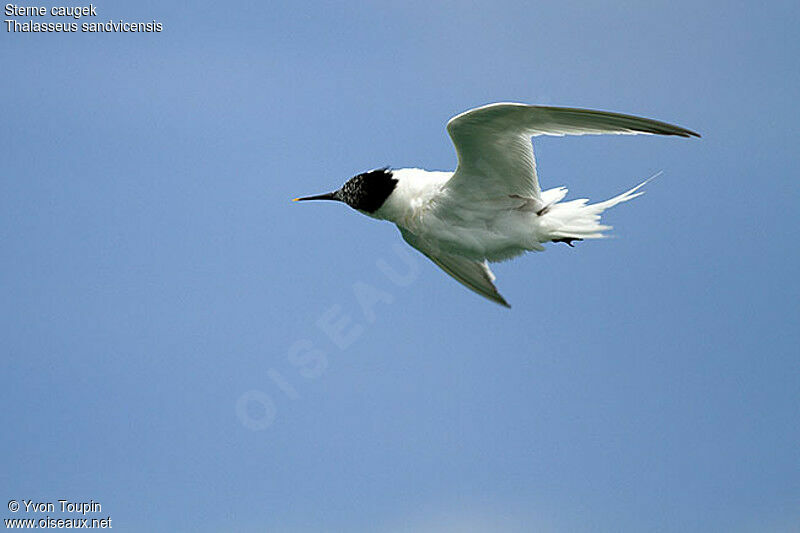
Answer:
[417,209,546,262]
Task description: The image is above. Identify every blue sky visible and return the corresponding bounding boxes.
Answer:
[2,1,798,531]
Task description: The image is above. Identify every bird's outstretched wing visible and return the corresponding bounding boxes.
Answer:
[444,103,700,201]
[400,228,510,308]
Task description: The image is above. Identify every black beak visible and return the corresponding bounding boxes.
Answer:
[292,191,340,202]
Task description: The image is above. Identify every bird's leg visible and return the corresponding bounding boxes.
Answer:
[551,237,583,247]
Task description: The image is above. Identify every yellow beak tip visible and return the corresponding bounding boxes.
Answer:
[291,198,300,202]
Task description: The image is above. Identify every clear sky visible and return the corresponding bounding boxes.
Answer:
[2,1,798,531]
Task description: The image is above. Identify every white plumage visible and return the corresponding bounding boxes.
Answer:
[296,103,699,307]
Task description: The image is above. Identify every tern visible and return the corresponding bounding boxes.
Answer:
[294,103,699,307]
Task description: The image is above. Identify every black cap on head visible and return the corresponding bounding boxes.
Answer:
[338,168,397,213]
[294,168,397,214]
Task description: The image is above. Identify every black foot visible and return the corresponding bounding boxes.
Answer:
[552,237,583,247]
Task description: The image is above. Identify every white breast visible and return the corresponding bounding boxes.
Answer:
[371,168,452,228]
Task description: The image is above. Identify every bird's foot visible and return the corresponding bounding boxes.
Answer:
[552,237,583,247]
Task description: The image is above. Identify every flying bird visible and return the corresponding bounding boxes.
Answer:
[294,103,699,307]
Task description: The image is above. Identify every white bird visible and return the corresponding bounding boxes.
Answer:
[294,103,699,307]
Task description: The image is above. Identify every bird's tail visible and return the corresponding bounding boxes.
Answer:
[539,171,662,243]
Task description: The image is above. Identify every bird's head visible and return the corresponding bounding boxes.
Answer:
[293,167,398,215]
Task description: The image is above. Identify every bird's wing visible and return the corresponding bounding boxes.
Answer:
[400,228,510,308]
[444,103,700,200]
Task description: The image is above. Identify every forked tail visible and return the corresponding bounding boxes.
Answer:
[540,171,662,243]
